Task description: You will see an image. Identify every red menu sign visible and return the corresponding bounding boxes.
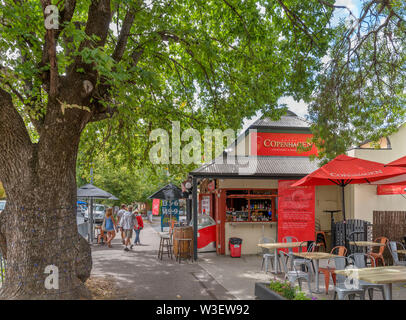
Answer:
[152,199,160,216]
[250,132,318,156]
[377,185,406,195]
[278,180,315,252]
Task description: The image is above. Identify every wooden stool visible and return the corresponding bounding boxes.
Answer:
[158,233,173,260]
[175,238,193,263]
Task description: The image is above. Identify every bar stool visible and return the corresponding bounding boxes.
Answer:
[174,238,193,263]
[158,232,173,260]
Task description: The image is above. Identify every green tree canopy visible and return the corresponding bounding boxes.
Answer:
[308,0,406,160]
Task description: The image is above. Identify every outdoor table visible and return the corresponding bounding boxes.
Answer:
[257,242,308,274]
[292,252,339,294]
[349,241,385,247]
[334,266,406,300]
[349,241,386,254]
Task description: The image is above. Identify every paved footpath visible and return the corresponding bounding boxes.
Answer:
[91,221,235,300]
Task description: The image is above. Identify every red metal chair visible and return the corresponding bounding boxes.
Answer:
[369,236,389,266]
[318,246,347,294]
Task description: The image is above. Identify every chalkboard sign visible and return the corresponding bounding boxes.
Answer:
[161,200,180,231]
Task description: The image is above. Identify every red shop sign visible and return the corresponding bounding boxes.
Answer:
[152,199,161,215]
[277,180,315,252]
[377,185,406,195]
[250,132,318,156]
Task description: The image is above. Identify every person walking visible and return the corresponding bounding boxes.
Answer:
[120,205,138,251]
[131,211,144,248]
[102,207,117,248]
[116,204,127,245]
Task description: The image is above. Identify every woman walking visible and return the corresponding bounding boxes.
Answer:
[102,207,117,248]
[132,211,144,248]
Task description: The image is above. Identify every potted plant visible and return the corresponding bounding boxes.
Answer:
[255,279,313,300]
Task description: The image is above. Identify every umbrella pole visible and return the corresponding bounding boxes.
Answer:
[341,185,347,251]
[90,197,94,243]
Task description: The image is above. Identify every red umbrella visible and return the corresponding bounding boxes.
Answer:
[386,156,406,167]
[291,154,406,247]
[370,156,406,186]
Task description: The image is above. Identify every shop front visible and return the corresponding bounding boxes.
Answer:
[190,111,342,256]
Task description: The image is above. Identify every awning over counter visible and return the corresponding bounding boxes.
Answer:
[191,155,320,178]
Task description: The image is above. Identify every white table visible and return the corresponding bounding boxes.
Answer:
[335,266,406,300]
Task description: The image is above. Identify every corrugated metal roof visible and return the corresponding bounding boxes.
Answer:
[191,156,320,177]
[250,111,311,129]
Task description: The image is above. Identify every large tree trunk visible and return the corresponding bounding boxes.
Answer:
[0,89,92,299]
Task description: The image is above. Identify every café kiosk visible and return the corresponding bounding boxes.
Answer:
[190,111,342,257]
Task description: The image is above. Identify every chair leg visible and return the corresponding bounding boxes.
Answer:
[333,291,337,300]
[380,287,386,300]
[322,270,330,294]
[331,272,336,286]
[368,288,374,300]
[297,278,302,290]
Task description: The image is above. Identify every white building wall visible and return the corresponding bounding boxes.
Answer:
[346,124,406,223]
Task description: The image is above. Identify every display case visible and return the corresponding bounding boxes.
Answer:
[225,189,277,223]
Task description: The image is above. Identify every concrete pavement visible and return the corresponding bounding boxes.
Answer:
[90,220,235,300]
[91,218,406,300]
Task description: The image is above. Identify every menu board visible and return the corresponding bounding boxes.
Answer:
[201,196,211,215]
[278,180,315,252]
[160,200,179,231]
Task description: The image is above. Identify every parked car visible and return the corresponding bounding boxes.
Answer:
[0,200,5,213]
[84,204,106,224]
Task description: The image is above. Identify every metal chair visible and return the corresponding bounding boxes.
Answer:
[318,246,347,294]
[370,237,388,266]
[333,256,365,300]
[388,241,406,266]
[279,250,312,294]
[259,237,278,273]
[282,236,299,270]
[348,253,385,300]
[293,241,316,274]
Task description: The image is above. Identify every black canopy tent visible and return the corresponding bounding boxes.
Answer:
[148,183,184,201]
[77,183,118,243]
[148,183,184,232]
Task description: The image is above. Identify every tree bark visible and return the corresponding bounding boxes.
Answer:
[0,89,92,299]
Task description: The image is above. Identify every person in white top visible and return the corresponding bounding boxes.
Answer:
[116,204,127,244]
[120,206,138,251]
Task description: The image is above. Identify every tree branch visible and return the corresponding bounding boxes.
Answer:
[112,10,135,62]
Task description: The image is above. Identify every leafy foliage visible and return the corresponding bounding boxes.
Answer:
[308,0,406,161]
[268,279,311,300]
[1,0,335,175]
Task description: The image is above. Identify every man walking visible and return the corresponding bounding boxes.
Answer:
[120,205,138,251]
[116,204,127,244]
